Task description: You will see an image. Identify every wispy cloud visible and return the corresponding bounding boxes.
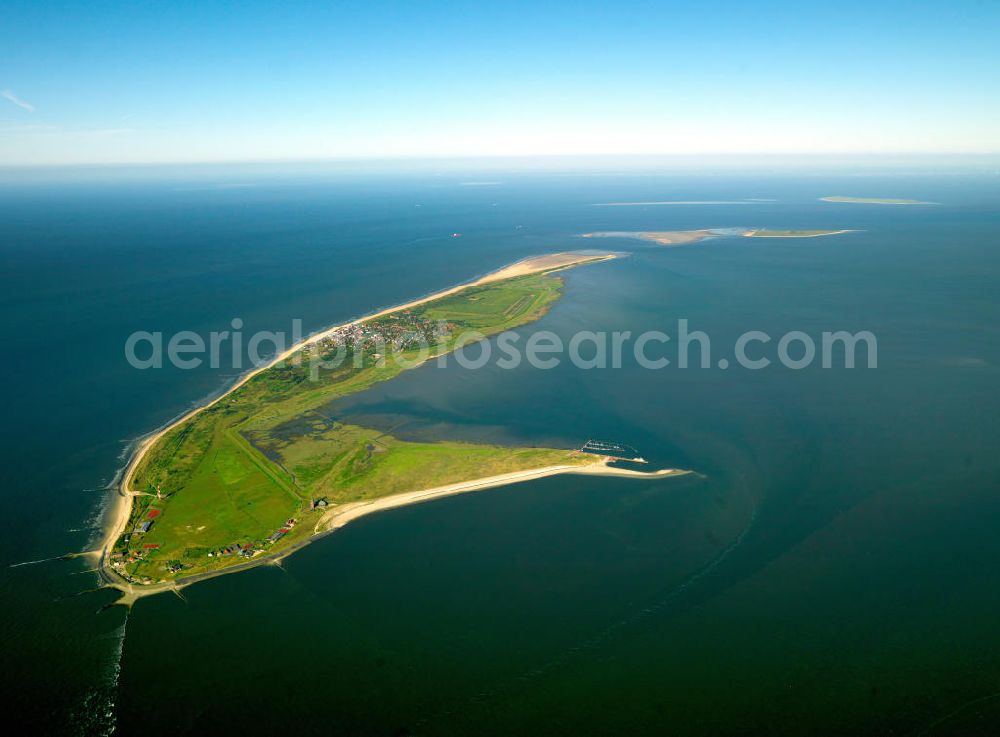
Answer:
[0,123,56,133]
[2,90,35,112]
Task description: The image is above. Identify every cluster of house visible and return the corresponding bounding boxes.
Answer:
[109,507,162,573]
[307,313,454,357]
[113,507,307,583]
[110,545,182,581]
[207,543,254,559]
[110,548,145,567]
[266,517,298,544]
[115,492,337,582]
[205,518,298,560]
[109,542,160,580]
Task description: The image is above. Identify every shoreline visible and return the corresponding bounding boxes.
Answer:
[97,252,618,597]
[316,461,691,534]
[107,460,691,604]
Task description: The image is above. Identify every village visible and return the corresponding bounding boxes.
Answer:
[302,310,456,361]
[109,501,328,584]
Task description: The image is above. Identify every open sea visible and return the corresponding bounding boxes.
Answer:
[2,166,999,735]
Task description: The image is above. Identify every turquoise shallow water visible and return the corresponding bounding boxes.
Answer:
[2,170,999,735]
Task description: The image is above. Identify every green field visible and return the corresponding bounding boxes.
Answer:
[113,268,597,584]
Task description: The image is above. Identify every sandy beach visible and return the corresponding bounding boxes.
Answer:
[98,251,617,594]
[316,461,690,534]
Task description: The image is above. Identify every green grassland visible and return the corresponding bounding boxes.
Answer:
[115,270,596,583]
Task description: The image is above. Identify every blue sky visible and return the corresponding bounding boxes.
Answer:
[2,0,999,165]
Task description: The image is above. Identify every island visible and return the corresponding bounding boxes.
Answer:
[581,229,732,246]
[820,196,934,205]
[100,252,691,600]
[743,229,854,238]
[590,200,758,206]
[581,228,852,246]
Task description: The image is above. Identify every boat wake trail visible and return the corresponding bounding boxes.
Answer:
[417,493,761,728]
[511,498,759,682]
[9,556,64,568]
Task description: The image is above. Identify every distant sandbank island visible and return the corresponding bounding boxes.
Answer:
[591,200,763,207]
[820,196,935,205]
[100,252,691,602]
[581,228,854,246]
[744,229,855,238]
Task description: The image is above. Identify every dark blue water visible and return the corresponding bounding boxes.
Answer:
[2,169,999,735]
